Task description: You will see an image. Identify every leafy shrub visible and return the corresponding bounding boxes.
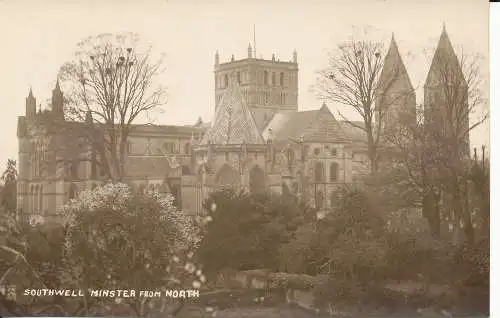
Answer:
[56,183,207,316]
[312,277,364,308]
[268,272,318,290]
[198,188,306,276]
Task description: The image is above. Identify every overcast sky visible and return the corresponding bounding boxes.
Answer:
[0,0,489,171]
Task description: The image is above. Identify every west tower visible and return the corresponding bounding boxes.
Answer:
[424,25,469,157]
[214,44,299,130]
[376,33,416,138]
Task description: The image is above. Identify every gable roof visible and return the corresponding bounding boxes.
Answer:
[201,73,264,145]
[262,104,348,145]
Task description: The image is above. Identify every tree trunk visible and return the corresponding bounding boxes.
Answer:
[423,191,441,239]
[451,184,464,245]
[462,181,475,244]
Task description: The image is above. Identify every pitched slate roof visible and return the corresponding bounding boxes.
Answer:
[338,121,366,142]
[201,73,264,145]
[378,34,414,92]
[425,25,465,87]
[262,104,348,145]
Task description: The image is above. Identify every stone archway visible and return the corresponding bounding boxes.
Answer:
[249,165,266,194]
[216,164,240,186]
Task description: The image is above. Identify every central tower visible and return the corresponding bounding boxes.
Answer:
[213,44,299,130]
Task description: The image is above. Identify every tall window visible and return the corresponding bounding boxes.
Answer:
[39,186,43,214]
[71,161,79,179]
[263,71,268,85]
[216,164,240,186]
[314,162,325,182]
[287,148,295,165]
[315,190,324,209]
[237,71,241,84]
[30,185,34,212]
[249,165,266,194]
[224,74,229,88]
[280,72,284,86]
[272,72,276,86]
[330,162,339,182]
[69,183,77,200]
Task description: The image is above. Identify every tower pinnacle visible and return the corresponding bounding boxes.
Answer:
[215,50,220,66]
[25,86,36,116]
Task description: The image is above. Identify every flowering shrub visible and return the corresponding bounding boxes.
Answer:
[58,183,207,316]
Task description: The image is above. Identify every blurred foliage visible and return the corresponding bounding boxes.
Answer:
[198,188,308,277]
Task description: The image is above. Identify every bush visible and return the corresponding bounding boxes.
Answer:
[198,188,306,276]
[55,183,206,316]
[268,272,318,290]
[312,277,365,308]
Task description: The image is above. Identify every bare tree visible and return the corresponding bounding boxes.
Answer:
[36,32,167,182]
[384,47,488,242]
[382,106,445,238]
[423,48,488,244]
[315,34,414,175]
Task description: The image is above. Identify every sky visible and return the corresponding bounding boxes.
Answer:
[0,0,490,171]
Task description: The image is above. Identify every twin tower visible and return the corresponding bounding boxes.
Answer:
[212,26,467,150]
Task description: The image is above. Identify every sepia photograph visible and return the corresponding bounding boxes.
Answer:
[0,0,491,316]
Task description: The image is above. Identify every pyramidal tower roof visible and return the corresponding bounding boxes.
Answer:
[201,72,264,145]
[378,33,413,92]
[425,24,464,87]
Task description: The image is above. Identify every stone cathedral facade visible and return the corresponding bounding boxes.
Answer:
[16,27,465,220]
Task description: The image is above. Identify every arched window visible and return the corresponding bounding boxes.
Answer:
[249,165,266,194]
[271,72,276,86]
[280,72,284,86]
[224,74,229,88]
[184,142,191,154]
[263,71,268,85]
[216,164,240,186]
[237,71,241,84]
[314,162,325,182]
[330,162,339,182]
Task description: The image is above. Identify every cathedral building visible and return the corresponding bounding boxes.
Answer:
[16,27,466,221]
